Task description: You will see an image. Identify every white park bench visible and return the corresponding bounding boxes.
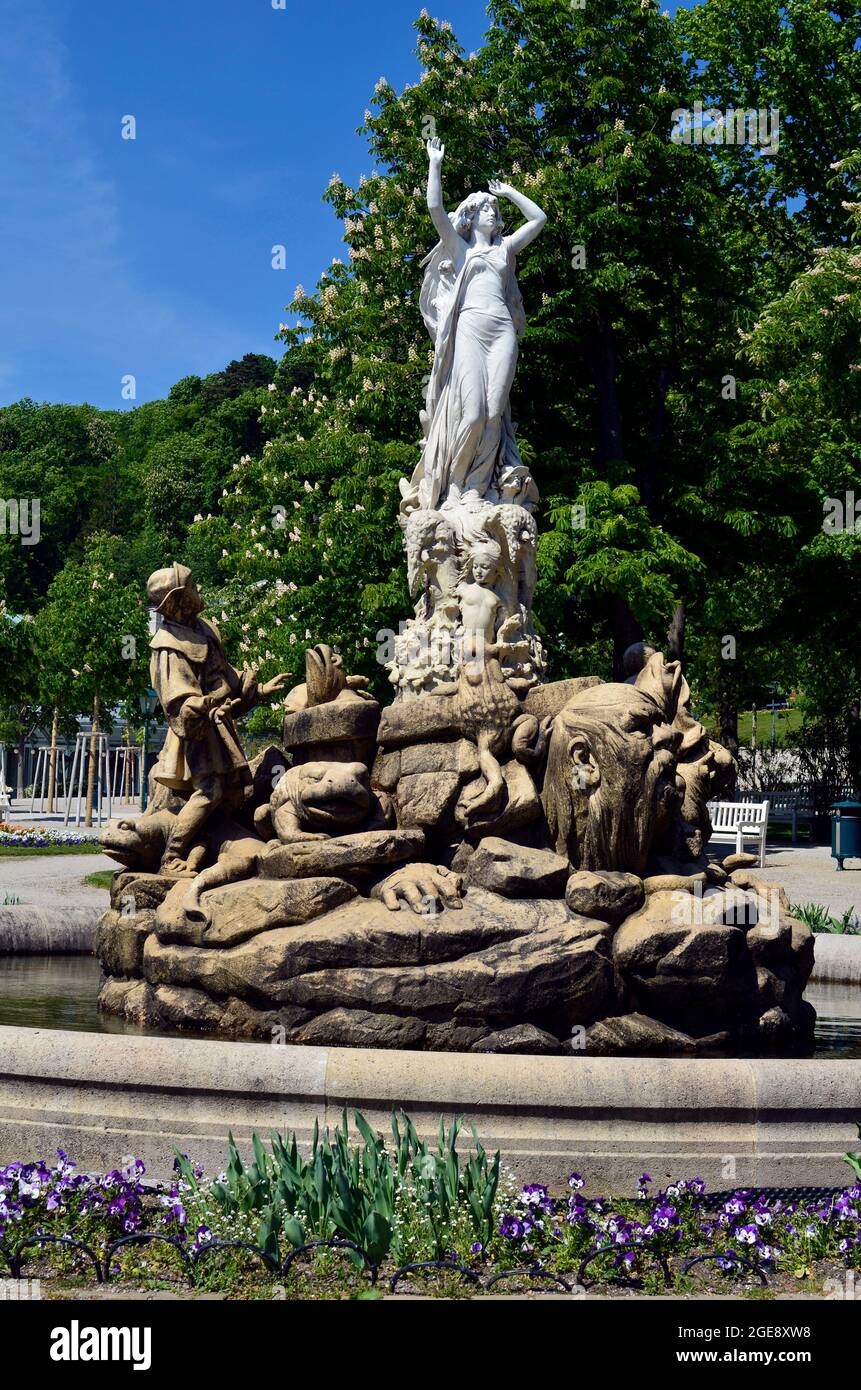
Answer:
[707,800,770,866]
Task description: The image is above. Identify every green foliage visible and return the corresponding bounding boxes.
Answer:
[0,608,40,744]
[783,713,860,812]
[31,533,150,721]
[677,0,861,247]
[175,1109,501,1268]
[82,870,115,890]
[543,481,702,631]
[0,357,276,607]
[791,902,861,936]
[0,353,277,719]
[5,1129,861,1296]
[845,1124,861,1182]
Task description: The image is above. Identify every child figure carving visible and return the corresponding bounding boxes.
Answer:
[146,563,290,874]
[456,540,503,662]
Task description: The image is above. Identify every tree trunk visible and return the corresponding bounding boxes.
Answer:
[84,695,100,828]
[666,601,685,669]
[638,362,675,515]
[16,734,25,800]
[46,706,60,814]
[123,725,131,801]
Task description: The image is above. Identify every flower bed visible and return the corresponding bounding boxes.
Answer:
[1,1114,859,1299]
[0,822,96,850]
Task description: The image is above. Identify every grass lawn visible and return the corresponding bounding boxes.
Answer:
[700,707,804,747]
[0,842,106,858]
[83,869,114,890]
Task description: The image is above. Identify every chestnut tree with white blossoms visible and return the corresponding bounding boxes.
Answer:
[191,0,861,743]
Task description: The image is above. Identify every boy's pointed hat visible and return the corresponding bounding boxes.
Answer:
[147,563,193,614]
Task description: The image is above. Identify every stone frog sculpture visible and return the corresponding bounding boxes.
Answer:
[265,760,393,844]
[185,759,384,924]
[285,642,375,713]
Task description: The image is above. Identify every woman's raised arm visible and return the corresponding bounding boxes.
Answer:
[426,138,460,256]
[489,179,547,256]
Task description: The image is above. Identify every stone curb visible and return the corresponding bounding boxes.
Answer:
[0,908,100,955]
[0,1025,858,1190]
[809,933,861,985]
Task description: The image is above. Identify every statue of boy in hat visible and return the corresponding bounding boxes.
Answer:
[146,563,290,874]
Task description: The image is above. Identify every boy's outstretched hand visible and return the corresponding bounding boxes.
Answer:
[259,672,291,699]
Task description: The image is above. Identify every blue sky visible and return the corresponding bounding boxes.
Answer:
[1,0,697,410]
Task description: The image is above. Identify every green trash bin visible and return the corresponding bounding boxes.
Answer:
[831,800,861,870]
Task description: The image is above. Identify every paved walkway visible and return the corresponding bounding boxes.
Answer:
[0,853,115,909]
[2,798,139,838]
[1,798,127,907]
[711,842,861,919]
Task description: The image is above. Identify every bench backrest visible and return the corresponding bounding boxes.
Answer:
[708,800,769,828]
[766,790,813,812]
[738,788,813,809]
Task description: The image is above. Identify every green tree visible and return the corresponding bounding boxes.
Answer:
[0,607,41,801]
[678,0,861,247]
[717,183,861,754]
[33,535,150,823]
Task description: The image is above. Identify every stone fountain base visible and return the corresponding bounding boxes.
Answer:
[97,849,816,1057]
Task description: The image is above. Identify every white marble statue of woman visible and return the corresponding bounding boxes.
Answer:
[399,138,548,518]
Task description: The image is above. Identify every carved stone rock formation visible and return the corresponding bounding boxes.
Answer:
[97,637,816,1056]
[97,851,815,1055]
[564,870,645,926]
[100,880,620,1049]
[464,838,569,897]
[585,1013,701,1057]
[261,828,426,883]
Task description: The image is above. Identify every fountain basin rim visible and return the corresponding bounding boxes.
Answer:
[0,1025,859,1190]
[0,908,99,955]
[809,932,861,985]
